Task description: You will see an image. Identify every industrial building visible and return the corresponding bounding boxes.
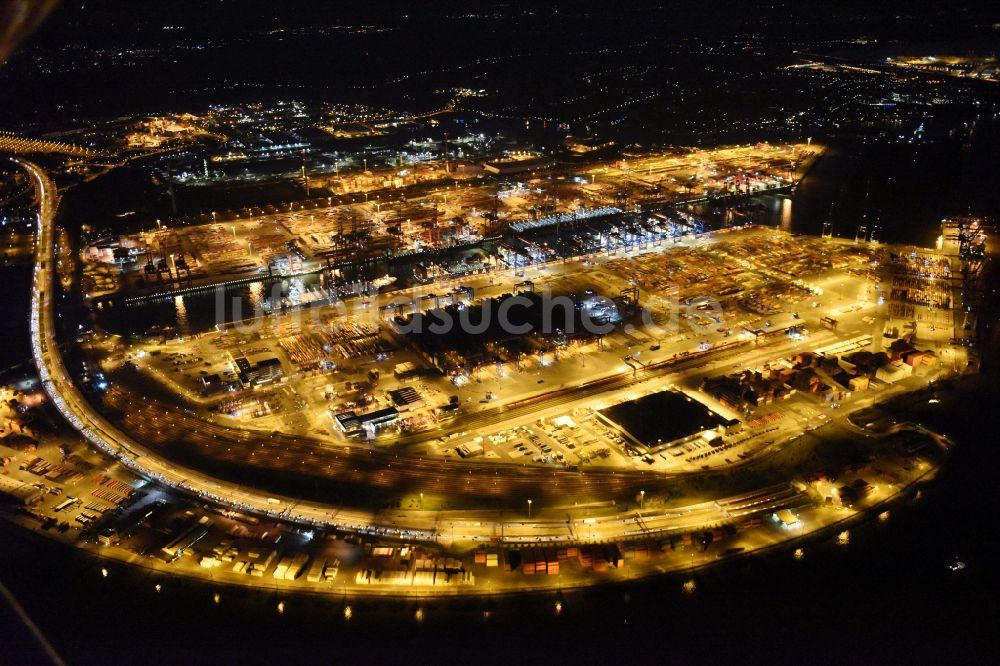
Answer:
[597,390,736,454]
[334,407,399,437]
[0,475,44,505]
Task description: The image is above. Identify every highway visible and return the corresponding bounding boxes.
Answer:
[18,156,810,547]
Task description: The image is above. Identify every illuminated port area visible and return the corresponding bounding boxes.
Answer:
[1,3,998,660]
[4,149,981,596]
[1,103,990,600]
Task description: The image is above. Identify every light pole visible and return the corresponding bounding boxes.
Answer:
[640,490,645,509]
[527,499,533,519]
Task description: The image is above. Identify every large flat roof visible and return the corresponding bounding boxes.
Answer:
[598,390,729,448]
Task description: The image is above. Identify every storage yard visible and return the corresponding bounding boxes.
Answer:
[81,222,971,486]
[80,142,818,298]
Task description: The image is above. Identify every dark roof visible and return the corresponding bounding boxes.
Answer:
[599,390,728,447]
[359,407,398,424]
[335,407,399,432]
[388,387,422,407]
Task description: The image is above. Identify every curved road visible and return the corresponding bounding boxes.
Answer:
[19,156,805,546]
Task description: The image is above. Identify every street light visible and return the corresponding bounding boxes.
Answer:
[640,490,645,509]
[527,499,533,518]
